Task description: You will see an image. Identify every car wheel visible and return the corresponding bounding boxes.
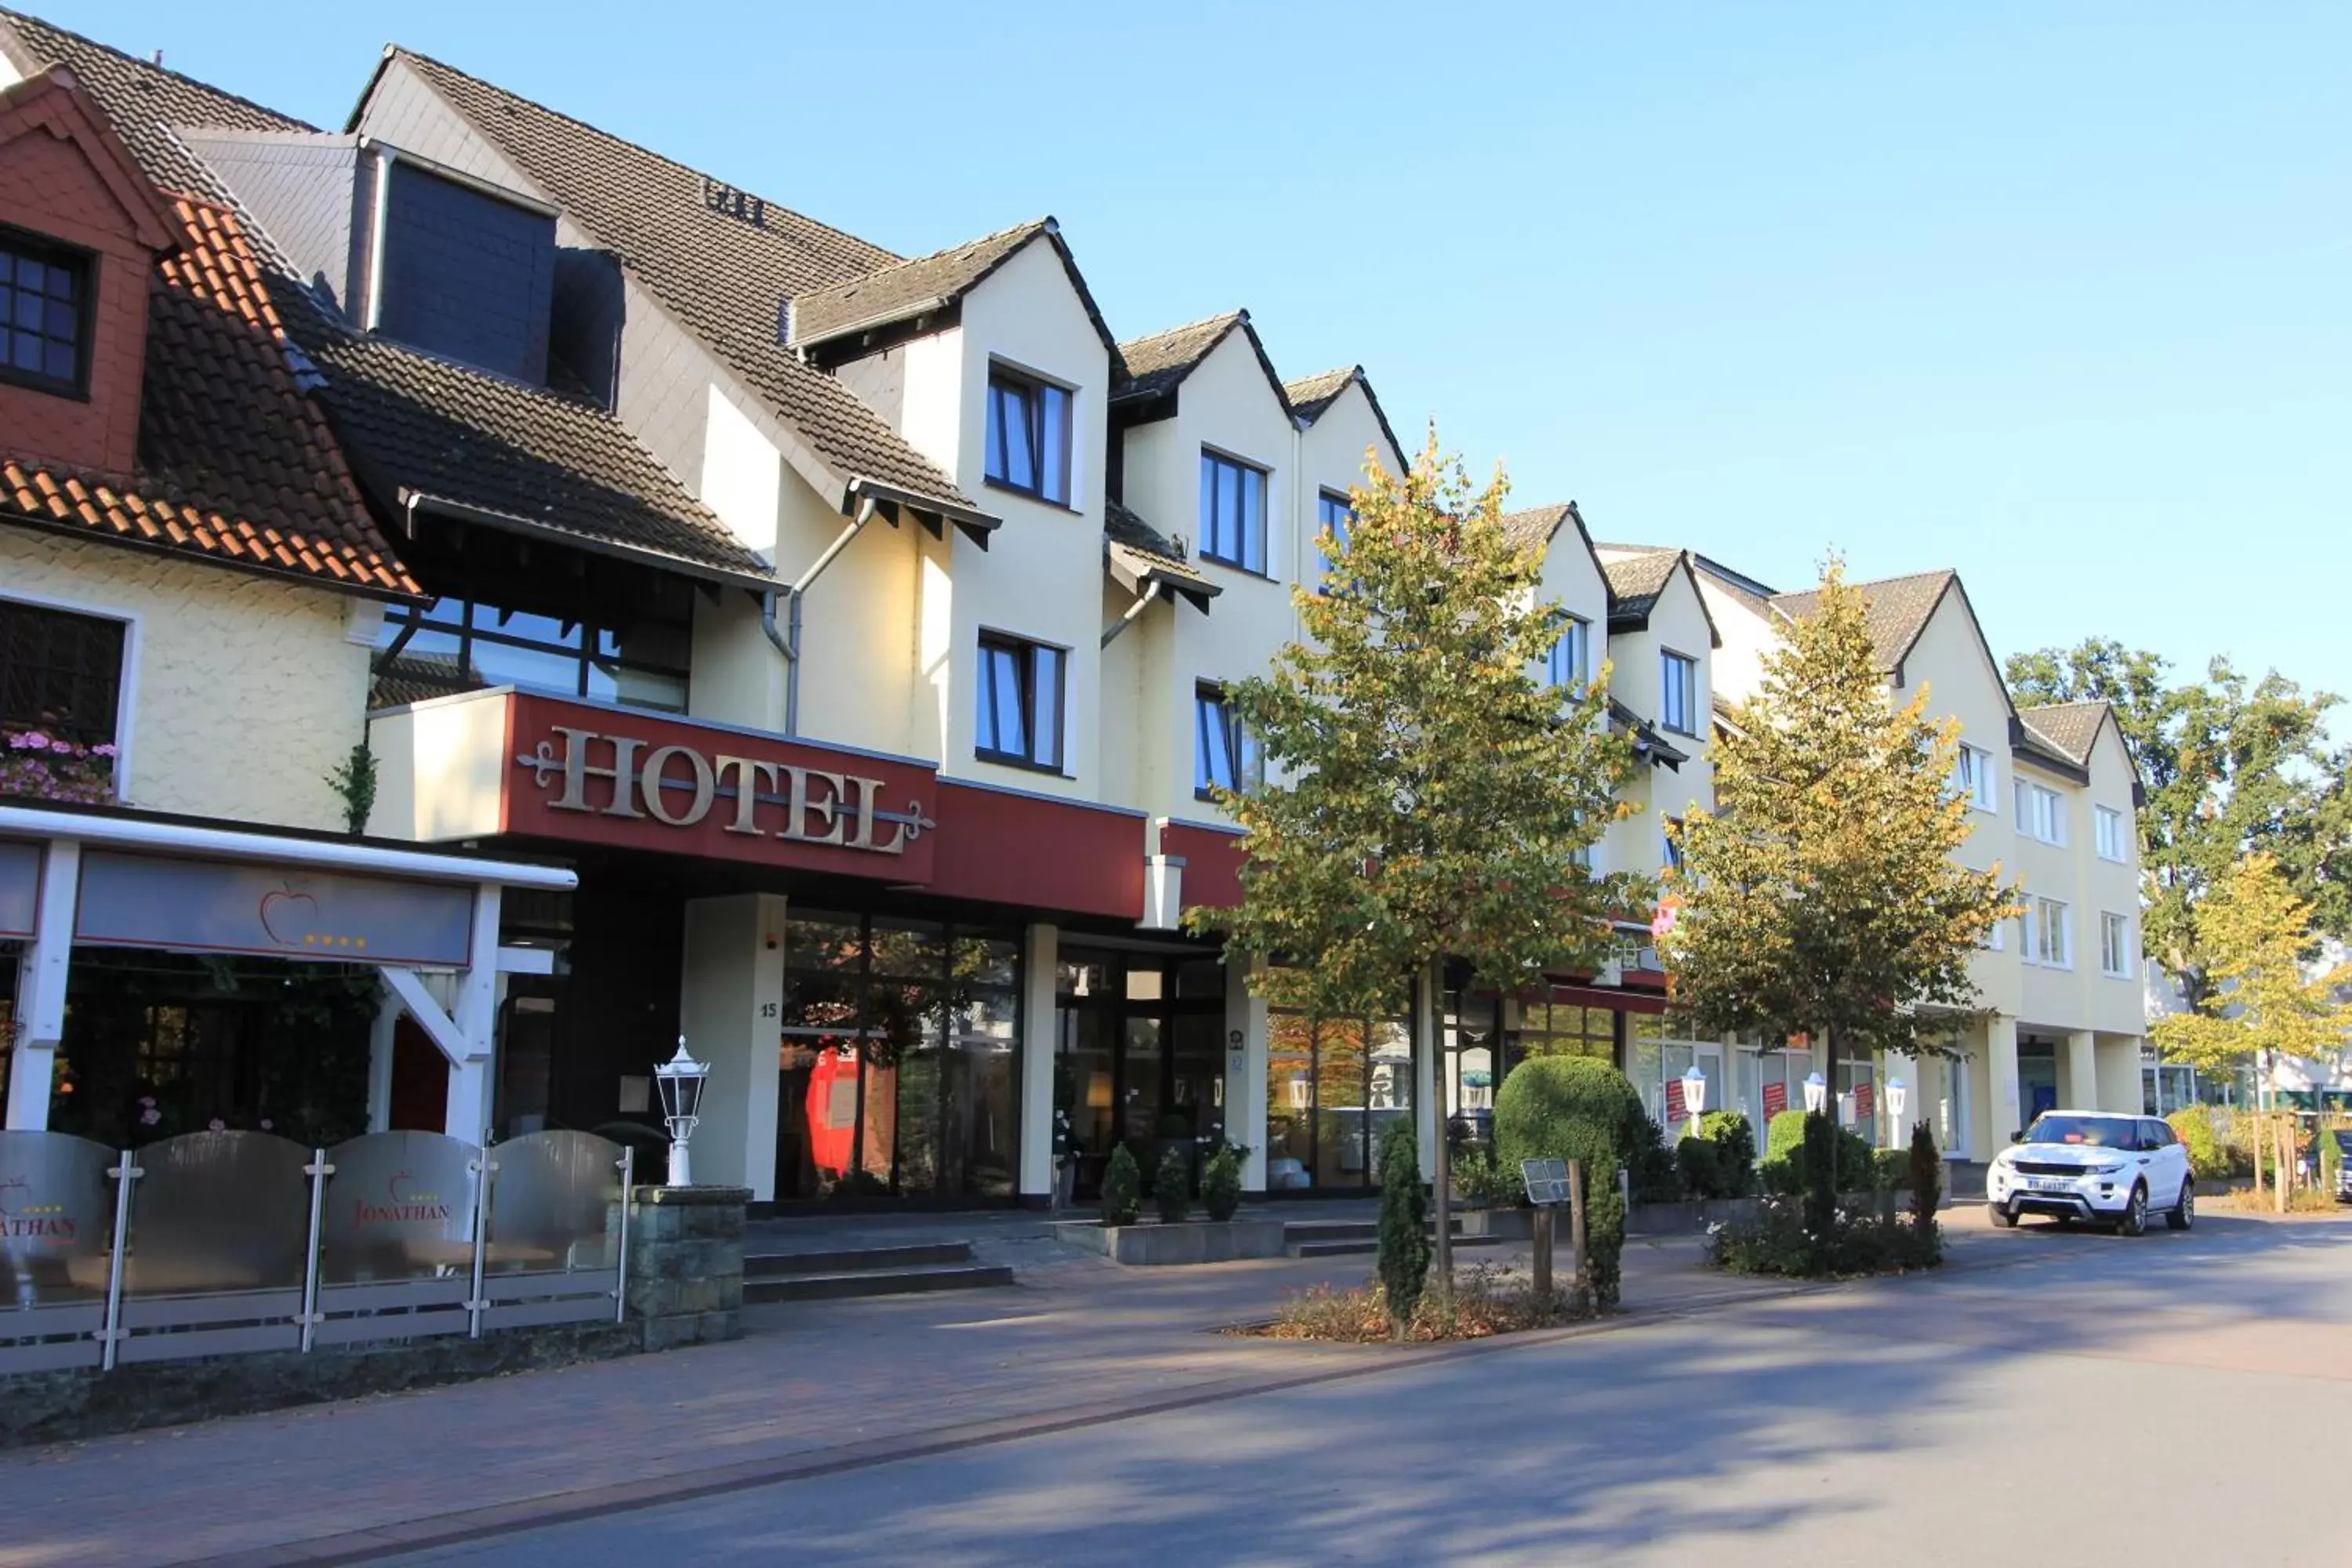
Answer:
[2166,1180,2194,1232]
[2118,1183,2148,1237]
[1988,1202,2017,1229]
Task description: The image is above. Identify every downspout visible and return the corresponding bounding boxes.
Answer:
[362,140,394,332]
[764,497,880,739]
[1101,580,1162,648]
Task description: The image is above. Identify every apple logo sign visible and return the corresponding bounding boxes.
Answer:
[258,880,320,947]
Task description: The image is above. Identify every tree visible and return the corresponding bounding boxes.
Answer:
[2149,853,2352,1210]
[2007,641,2351,1012]
[1658,558,2018,1062]
[1188,430,1641,1295]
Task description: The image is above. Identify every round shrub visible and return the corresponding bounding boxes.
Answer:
[2166,1109,2228,1181]
[1675,1134,1722,1200]
[1759,1109,1809,1194]
[1200,1143,1243,1221]
[1154,1145,1192,1224]
[1626,1114,1682,1203]
[1494,1055,1642,1174]
[1699,1110,1757,1197]
[1100,1143,1142,1227]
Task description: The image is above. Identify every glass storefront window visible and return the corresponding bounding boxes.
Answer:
[1052,949,1229,1200]
[775,911,1022,1201]
[1272,1003,1417,1191]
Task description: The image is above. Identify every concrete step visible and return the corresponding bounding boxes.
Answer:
[742,1242,976,1278]
[1286,1233,1507,1260]
[743,1261,1016,1303]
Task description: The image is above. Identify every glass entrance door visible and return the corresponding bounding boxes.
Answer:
[1054,948,1226,1198]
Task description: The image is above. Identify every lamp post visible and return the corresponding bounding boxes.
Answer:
[1680,1064,1708,1143]
[1886,1077,1909,1148]
[654,1036,711,1187]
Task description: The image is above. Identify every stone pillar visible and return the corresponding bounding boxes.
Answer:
[2063,1029,2098,1112]
[677,893,787,1200]
[1018,922,1058,1203]
[1225,955,1268,1189]
[2095,1035,2143,1113]
[1986,1015,2021,1152]
[624,1184,750,1351]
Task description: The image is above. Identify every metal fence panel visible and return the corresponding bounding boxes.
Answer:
[485,1131,625,1277]
[118,1132,310,1364]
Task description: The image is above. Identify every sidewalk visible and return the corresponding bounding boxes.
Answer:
[0,1224,1793,1566]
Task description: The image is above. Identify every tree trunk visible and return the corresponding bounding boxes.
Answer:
[1422,967,1453,1301]
[2277,1114,2291,1214]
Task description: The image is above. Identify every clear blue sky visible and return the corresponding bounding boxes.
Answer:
[45,2,2352,712]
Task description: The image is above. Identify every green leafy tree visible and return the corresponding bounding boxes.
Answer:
[1657,558,2019,1063]
[2151,853,2352,1209]
[2006,640,2351,1011]
[1189,430,1640,1291]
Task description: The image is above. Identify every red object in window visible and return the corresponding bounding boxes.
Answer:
[1853,1082,1873,1120]
[1664,1080,1686,1124]
[805,1044,858,1177]
[1762,1081,1788,1118]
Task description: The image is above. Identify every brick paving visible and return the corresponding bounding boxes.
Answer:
[0,1218,1791,1567]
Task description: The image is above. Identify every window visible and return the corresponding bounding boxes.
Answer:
[984,366,1073,506]
[0,597,125,746]
[1548,615,1590,691]
[975,633,1065,771]
[1195,683,1261,798]
[1314,490,1355,581]
[2095,805,2128,862]
[1953,744,1997,811]
[2016,780,2067,846]
[374,593,691,713]
[1199,450,1268,574]
[1,231,91,394]
[1984,912,2005,951]
[2100,912,2132,978]
[1659,651,1697,735]
[2034,897,2071,968]
[1663,817,1685,874]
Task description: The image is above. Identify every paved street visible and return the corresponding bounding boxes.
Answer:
[2,1209,2346,1565]
[385,1210,2352,1568]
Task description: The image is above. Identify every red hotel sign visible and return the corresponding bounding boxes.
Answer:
[503,694,939,884]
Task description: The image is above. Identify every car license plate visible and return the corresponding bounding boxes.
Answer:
[2027,1178,2072,1192]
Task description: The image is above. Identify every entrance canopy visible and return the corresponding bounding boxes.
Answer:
[1,802,577,1142]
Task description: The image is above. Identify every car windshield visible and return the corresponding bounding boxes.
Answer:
[2024,1116,2138,1149]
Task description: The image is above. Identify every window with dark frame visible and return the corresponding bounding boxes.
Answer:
[0,597,125,746]
[984,366,1073,506]
[372,593,692,714]
[1314,489,1355,580]
[1194,683,1261,799]
[975,633,1065,771]
[1199,450,1268,574]
[1660,650,1697,735]
[0,231,92,395]
[1548,614,1590,690]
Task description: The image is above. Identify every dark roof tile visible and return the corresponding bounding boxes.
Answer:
[1769,569,1955,675]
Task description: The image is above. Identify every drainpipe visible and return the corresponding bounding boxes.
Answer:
[1101,580,1162,648]
[764,497,880,738]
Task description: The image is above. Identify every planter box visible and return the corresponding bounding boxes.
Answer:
[1052,1217,1289,1265]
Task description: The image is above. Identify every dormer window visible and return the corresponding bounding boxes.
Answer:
[984,365,1072,506]
[1,231,91,396]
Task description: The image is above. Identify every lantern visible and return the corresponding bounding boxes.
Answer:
[654,1036,712,1186]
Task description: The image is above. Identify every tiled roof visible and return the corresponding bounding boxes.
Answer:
[2016,701,2110,767]
[299,326,770,587]
[2,14,757,593]
[1501,503,1577,557]
[383,49,979,521]
[1105,499,1215,611]
[789,216,1120,365]
[1770,569,1955,676]
[0,99,418,599]
[1600,549,1681,615]
[0,10,310,192]
[1283,367,1356,419]
[1116,312,1246,400]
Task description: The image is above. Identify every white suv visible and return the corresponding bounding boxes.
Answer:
[1987,1111,2193,1236]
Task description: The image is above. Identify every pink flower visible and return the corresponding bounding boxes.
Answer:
[92,744,117,758]
[259,1120,274,1131]
[138,1096,156,1108]
[140,1107,162,1126]
[208,1118,226,1132]
[16,734,48,752]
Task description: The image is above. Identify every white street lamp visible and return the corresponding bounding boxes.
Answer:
[1680,1064,1708,1141]
[1802,1071,1830,1116]
[1886,1077,1909,1145]
[654,1036,712,1187]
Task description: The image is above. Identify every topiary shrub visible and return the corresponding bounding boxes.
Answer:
[1759,1108,1809,1193]
[1871,1148,1911,1192]
[1155,1145,1192,1224]
[1801,1111,1838,1242]
[1907,1120,1942,1246]
[1201,1142,1244,1221]
[1375,1118,1430,1339]
[1581,1156,1626,1308]
[1699,1110,1757,1197]
[1675,1134,1720,1200]
[1495,1055,1642,1174]
[2167,1109,2229,1181]
[1101,1143,1142,1226]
